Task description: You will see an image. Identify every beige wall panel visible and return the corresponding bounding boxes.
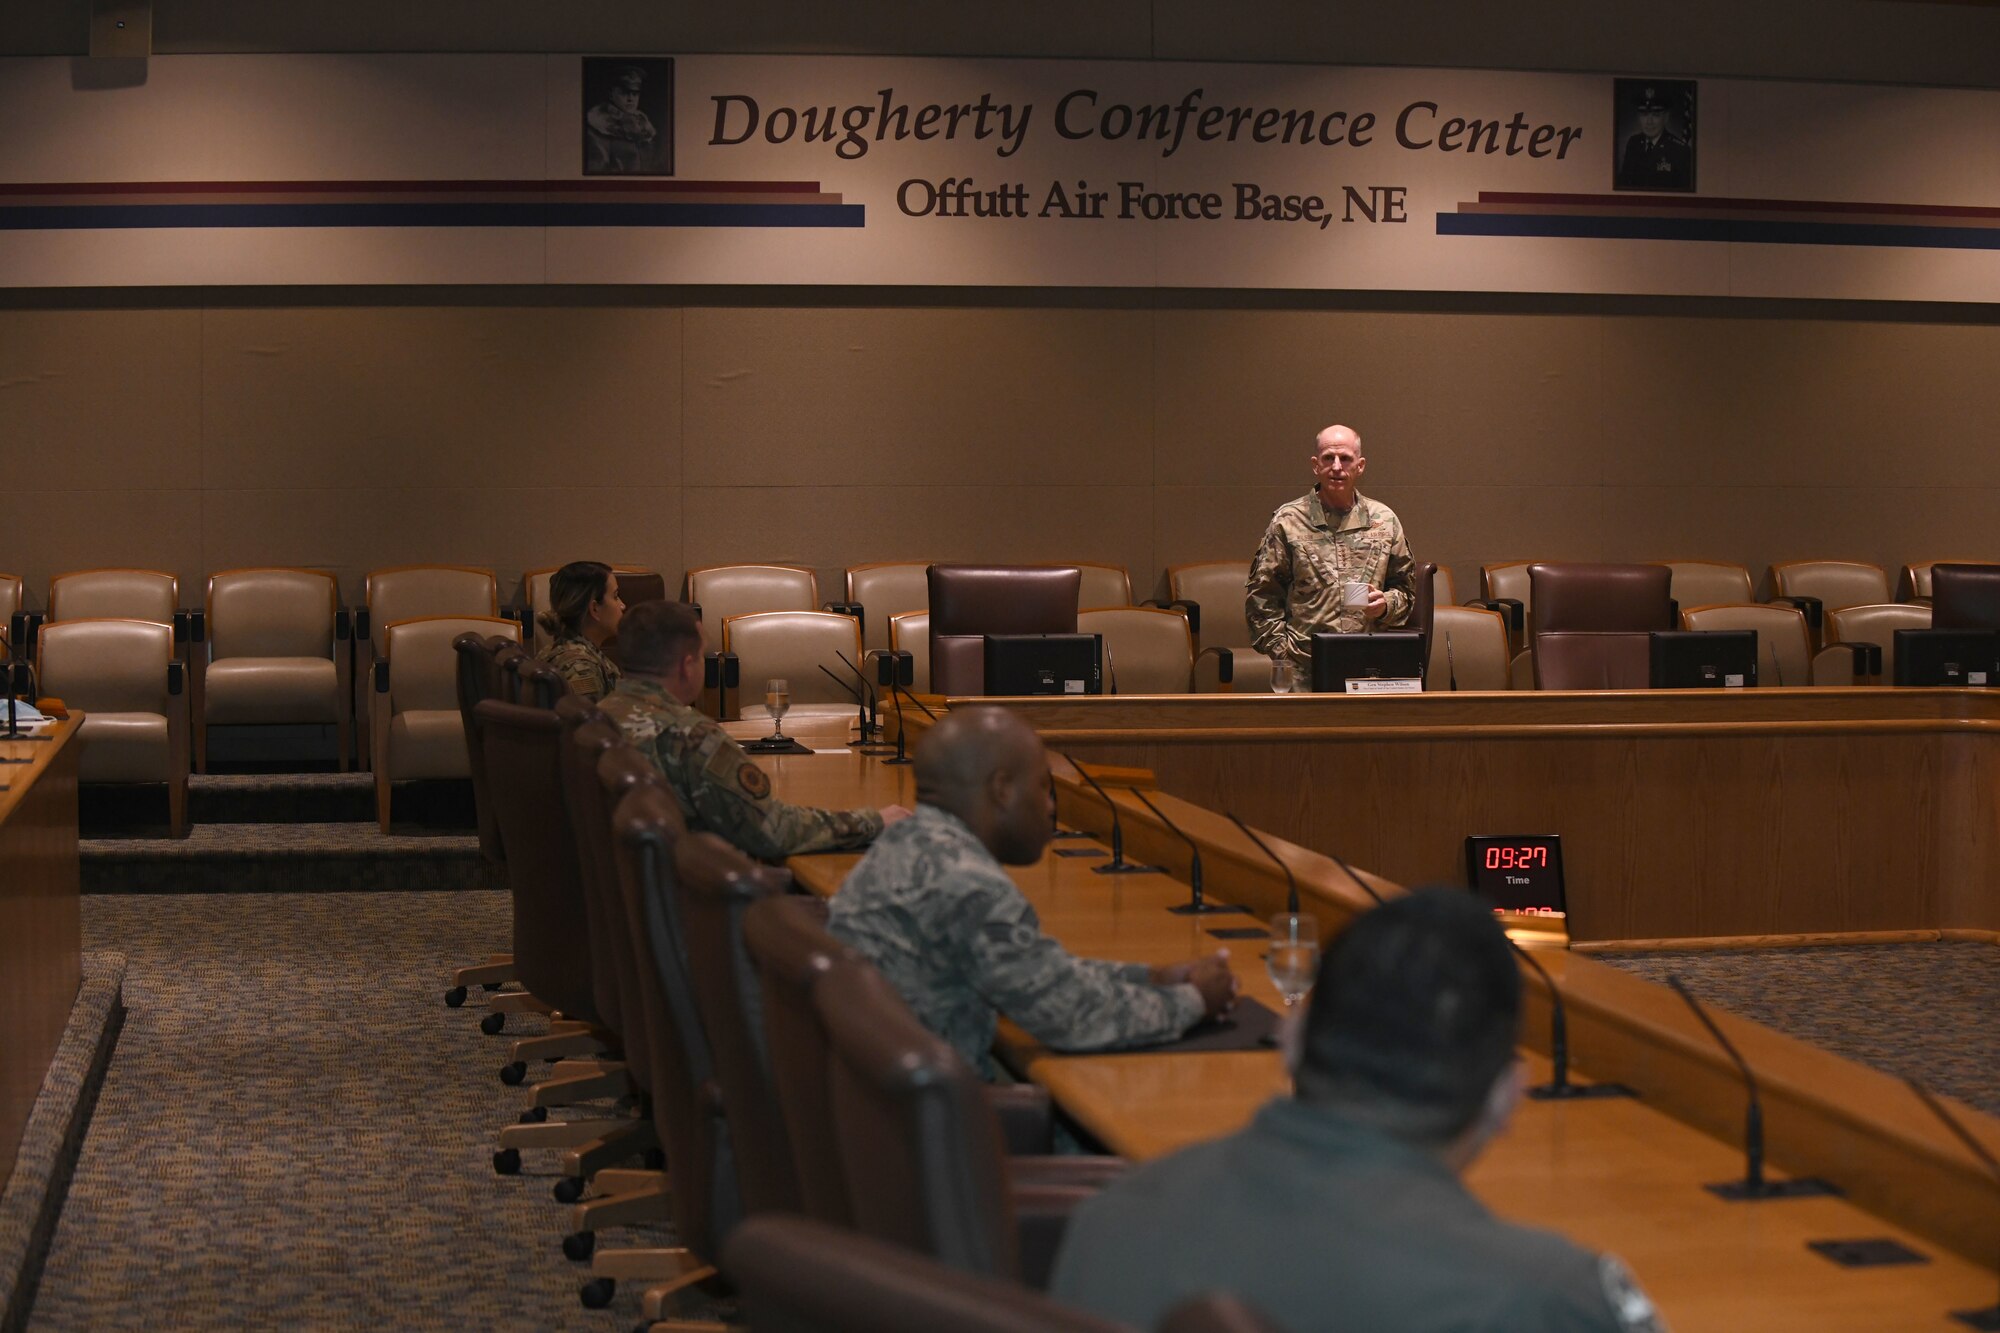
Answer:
[1152,310,1431,487]
[4,490,204,601]
[1372,484,1609,572]
[1412,314,1610,489]
[201,485,681,603]
[1152,483,1303,586]
[202,307,682,491]
[1593,318,1789,488]
[683,308,1152,488]
[1594,486,1781,572]
[681,484,1152,598]
[0,310,201,492]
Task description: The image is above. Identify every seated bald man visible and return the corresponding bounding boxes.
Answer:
[599,600,907,862]
[828,706,1236,1080]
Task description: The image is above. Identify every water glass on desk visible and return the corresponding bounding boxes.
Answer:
[1271,660,1298,694]
[1267,913,1320,1008]
[764,678,791,741]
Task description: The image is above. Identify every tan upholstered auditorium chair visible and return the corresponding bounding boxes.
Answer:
[1427,605,1514,691]
[1430,564,1458,609]
[200,568,353,773]
[684,563,819,655]
[1072,562,1133,610]
[0,573,20,662]
[47,566,195,716]
[1767,560,1891,651]
[1476,561,1536,652]
[1655,560,1755,612]
[844,561,930,656]
[722,610,866,725]
[359,565,498,767]
[887,611,931,694]
[370,614,519,831]
[1166,560,1274,693]
[1078,605,1222,694]
[520,563,660,656]
[1681,602,1814,688]
[36,617,191,836]
[1900,559,1995,607]
[1819,603,1931,685]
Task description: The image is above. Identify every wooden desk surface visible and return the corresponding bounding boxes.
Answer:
[0,716,83,1184]
[767,749,2000,1332]
[892,688,2000,944]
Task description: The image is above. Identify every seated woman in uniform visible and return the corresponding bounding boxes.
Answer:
[536,561,626,702]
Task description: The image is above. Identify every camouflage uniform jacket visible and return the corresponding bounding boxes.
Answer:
[599,676,882,862]
[539,632,622,703]
[827,804,1206,1080]
[1246,490,1415,666]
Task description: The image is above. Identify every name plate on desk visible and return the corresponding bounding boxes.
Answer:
[1344,677,1424,695]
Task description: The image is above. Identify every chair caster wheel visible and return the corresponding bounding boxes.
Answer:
[444,986,467,1008]
[579,1277,616,1309]
[643,1148,666,1170]
[563,1230,595,1262]
[479,1011,506,1035]
[553,1175,585,1204]
[492,1148,521,1175]
[517,1106,548,1125]
[499,1061,527,1086]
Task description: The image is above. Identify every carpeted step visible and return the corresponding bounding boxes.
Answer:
[81,822,494,895]
[80,775,477,835]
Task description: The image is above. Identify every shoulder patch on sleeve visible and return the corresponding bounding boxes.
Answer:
[737,762,771,800]
[1597,1254,1667,1332]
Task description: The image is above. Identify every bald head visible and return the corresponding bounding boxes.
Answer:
[914,707,1053,866]
[1312,422,1367,510]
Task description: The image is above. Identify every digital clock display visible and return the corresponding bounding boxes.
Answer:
[1464,834,1566,917]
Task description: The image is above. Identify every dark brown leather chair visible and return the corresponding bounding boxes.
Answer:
[1930,563,2000,631]
[585,779,742,1320]
[1528,563,1674,691]
[724,1214,1133,1333]
[814,957,1100,1290]
[927,564,1081,695]
[673,831,805,1221]
[472,692,618,1107]
[445,633,523,1014]
[1411,559,1437,658]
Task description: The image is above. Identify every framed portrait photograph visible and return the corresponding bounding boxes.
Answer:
[583,56,674,176]
[1612,78,1696,193]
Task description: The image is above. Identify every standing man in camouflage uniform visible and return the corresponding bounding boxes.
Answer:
[600,600,907,862]
[1051,889,1669,1333]
[1246,423,1415,672]
[829,706,1237,1080]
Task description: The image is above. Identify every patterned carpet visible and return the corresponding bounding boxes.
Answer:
[1595,942,2000,1117]
[29,892,686,1332]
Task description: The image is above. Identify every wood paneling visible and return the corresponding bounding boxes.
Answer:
[0,717,82,1184]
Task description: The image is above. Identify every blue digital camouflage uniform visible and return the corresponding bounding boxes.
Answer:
[1246,490,1415,668]
[599,676,882,862]
[1051,1097,1668,1332]
[538,632,622,703]
[827,803,1206,1080]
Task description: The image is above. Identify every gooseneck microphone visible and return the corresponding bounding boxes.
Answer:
[871,650,923,767]
[1046,771,1089,840]
[1226,812,1302,916]
[1058,751,1162,876]
[1906,1077,2000,1329]
[1507,942,1635,1101]
[1666,974,1840,1201]
[836,650,894,752]
[1130,786,1236,915]
[1446,632,1459,692]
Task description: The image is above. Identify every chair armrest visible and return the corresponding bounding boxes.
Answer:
[373,660,389,693]
[823,600,862,620]
[354,606,370,643]
[335,607,353,641]
[1195,644,1235,687]
[1142,598,1201,635]
[984,1084,1055,1154]
[167,660,185,695]
[1812,640,1881,685]
[172,608,190,647]
[1471,598,1524,634]
[511,603,534,641]
[6,613,24,662]
[703,651,740,690]
[1770,594,1823,632]
[1007,1181,1100,1291]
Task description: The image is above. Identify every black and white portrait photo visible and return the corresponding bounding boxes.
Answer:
[583,57,674,176]
[1612,79,1696,193]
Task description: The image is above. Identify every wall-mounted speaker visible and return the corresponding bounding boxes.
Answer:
[89,0,152,58]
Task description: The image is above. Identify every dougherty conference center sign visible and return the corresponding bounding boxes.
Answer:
[0,53,1994,299]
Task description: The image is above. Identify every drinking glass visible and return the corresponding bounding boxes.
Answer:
[1266,912,1320,1009]
[1271,661,1297,694]
[764,678,791,741]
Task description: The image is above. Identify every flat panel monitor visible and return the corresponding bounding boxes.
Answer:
[983,633,1102,696]
[1649,630,1757,688]
[1309,631,1426,693]
[1893,628,1998,686]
